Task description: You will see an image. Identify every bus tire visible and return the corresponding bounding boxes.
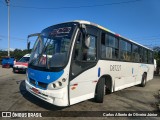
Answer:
[95,78,105,103]
[140,73,147,87]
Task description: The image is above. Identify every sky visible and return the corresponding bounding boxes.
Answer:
[0,0,160,50]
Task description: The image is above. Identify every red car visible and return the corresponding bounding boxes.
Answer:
[13,54,30,73]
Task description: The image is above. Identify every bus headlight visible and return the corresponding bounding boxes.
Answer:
[62,78,66,82]
[48,78,67,90]
[52,83,56,88]
[58,81,62,86]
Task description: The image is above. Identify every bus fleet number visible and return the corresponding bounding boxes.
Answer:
[110,65,121,71]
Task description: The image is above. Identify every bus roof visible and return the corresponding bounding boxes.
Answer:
[73,20,153,51]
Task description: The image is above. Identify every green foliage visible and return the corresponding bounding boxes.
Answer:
[154,51,160,67]
[0,49,32,64]
[153,46,160,67]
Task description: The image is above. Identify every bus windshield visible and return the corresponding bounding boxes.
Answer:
[29,23,77,71]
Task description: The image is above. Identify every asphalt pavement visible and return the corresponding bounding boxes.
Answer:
[0,66,160,120]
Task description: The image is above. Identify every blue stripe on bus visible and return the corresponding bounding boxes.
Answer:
[28,68,64,84]
[98,67,101,77]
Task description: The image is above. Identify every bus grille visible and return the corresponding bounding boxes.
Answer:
[30,78,36,86]
[38,82,48,89]
[29,78,48,89]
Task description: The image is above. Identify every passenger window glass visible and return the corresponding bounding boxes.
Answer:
[120,39,131,61]
[74,33,81,60]
[132,44,140,62]
[75,34,97,61]
[139,47,143,62]
[86,35,96,61]
[143,49,148,63]
[101,33,106,58]
[101,33,119,59]
[106,35,118,48]
[71,31,97,79]
[148,51,153,64]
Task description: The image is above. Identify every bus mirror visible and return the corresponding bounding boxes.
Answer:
[81,24,87,34]
[84,35,90,49]
[27,41,30,50]
[81,24,90,48]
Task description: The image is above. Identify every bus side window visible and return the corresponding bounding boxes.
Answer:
[132,44,140,62]
[143,49,148,63]
[101,33,119,60]
[148,50,153,64]
[120,39,131,61]
[71,32,97,79]
[85,35,97,61]
[74,33,81,60]
[74,34,97,61]
[101,33,106,58]
[139,47,143,63]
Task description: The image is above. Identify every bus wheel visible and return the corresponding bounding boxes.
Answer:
[95,78,105,103]
[140,73,147,87]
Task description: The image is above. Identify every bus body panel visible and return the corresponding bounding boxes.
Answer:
[26,64,71,106]
[25,80,69,106]
[69,60,154,105]
[99,60,154,91]
[25,28,79,106]
[69,65,99,105]
[26,20,154,106]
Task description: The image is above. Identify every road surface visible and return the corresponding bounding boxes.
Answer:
[0,66,159,120]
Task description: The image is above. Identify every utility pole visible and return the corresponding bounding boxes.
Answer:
[5,0,10,57]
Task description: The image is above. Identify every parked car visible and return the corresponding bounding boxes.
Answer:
[2,57,14,68]
[13,54,30,73]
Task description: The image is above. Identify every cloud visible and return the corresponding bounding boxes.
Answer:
[10,48,15,51]
[4,48,15,51]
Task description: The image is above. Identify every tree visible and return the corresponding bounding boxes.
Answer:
[0,49,31,64]
[153,46,160,67]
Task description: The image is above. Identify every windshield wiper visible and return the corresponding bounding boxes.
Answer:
[29,53,42,66]
[29,38,49,66]
[45,39,52,70]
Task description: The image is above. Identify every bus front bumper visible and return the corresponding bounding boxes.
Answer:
[25,80,69,106]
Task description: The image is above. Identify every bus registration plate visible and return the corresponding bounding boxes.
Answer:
[31,87,39,94]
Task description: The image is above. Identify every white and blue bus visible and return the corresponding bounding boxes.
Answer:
[26,20,154,106]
